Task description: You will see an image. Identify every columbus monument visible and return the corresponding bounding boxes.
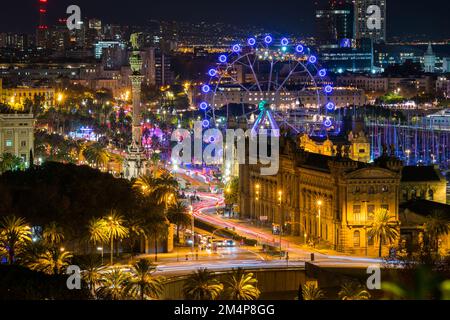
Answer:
[124,33,148,179]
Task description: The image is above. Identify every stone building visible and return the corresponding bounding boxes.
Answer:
[299,130,371,163]
[0,112,35,164]
[239,136,447,257]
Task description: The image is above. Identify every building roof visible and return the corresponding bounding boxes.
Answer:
[401,166,442,182]
[400,200,450,218]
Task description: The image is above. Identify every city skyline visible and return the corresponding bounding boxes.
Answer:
[0,0,449,39]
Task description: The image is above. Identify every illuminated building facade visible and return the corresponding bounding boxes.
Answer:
[299,130,371,163]
[0,79,55,110]
[239,136,447,256]
[0,113,35,165]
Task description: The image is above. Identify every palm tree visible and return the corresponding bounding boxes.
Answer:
[104,212,129,265]
[127,258,165,300]
[42,222,64,248]
[97,268,130,300]
[0,215,32,264]
[338,281,371,300]
[423,212,450,253]
[134,172,179,208]
[183,268,224,300]
[80,255,104,298]
[301,282,325,300]
[126,218,146,258]
[88,217,108,259]
[0,153,23,173]
[167,201,191,243]
[28,248,73,275]
[367,209,399,257]
[82,143,110,169]
[224,268,260,300]
[144,217,169,263]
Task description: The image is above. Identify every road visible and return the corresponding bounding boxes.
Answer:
[189,191,382,268]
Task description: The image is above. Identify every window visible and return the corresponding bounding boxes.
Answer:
[367,205,375,221]
[21,141,26,147]
[353,231,361,247]
[368,186,375,194]
[359,149,365,153]
[5,140,13,147]
[382,186,389,192]
[428,189,434,201]
[381,204,389,212]
[353,205,361,223]
[368,235,374,246]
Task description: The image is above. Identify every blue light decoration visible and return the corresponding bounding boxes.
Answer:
[264,35,273,44]
[340,38,351,48]
[295,44,304,53]
[308,55,317,64]
[324,119,333,127]
[199,102,208,110]
[232,44,241,53]
[281,37,289,46]
[318,68,327,77]
[202,84,211,93]
[247,37,256,46]
[219,54,227,63]
[202,119,210,128]
[208,69,217,77]
[324,85,333,94]
[326,102,335,111]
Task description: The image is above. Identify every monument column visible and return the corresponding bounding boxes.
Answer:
[124,33,148,180]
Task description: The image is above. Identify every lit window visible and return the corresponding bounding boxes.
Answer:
[6,140,13,147]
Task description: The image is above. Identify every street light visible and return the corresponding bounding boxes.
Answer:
[97,246,104,264]
[317,200,323,243]
[190,205,195,252]
[278,190,283,258]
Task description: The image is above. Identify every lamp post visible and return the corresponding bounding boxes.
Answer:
[97,246,104,265]
[190,205,194,252]
[278,190,283,259]
[255,184,260,223]
[317,200,322,243]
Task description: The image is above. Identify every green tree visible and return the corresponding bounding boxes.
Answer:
[167,201,190,243]
[82,143,110,169]
[127,258,165,300]
[183,268,224,300]
[0,215,32,264]
[80,255,104,298]
[224,177,239,206]
[338,281,371,300]
[42,222,65,248]
[97,268,130,300]
[104,212,129,265]
[367,209,399,257]
[423,212,450,254]
[224,268,260,300]
[0,153,24,174]
[300,282,325,300]
[28,248,73,275]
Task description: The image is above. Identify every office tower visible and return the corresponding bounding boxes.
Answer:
[315,0,354,46]
[36,0,50,49]
[354,0,386,43]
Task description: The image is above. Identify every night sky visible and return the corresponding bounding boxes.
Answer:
[0,0,449,39]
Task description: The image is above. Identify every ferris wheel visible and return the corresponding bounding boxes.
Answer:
[198,35,336,134]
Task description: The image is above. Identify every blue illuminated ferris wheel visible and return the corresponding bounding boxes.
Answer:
[198,35,336,134]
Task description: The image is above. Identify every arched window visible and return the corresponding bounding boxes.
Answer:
[428,189,434,201]
[353,230,361,247]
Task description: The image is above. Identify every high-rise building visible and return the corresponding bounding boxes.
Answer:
[354,0,386,43]
[36,0,50,49]
[155,50,173,86]
[315,0,355,46]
